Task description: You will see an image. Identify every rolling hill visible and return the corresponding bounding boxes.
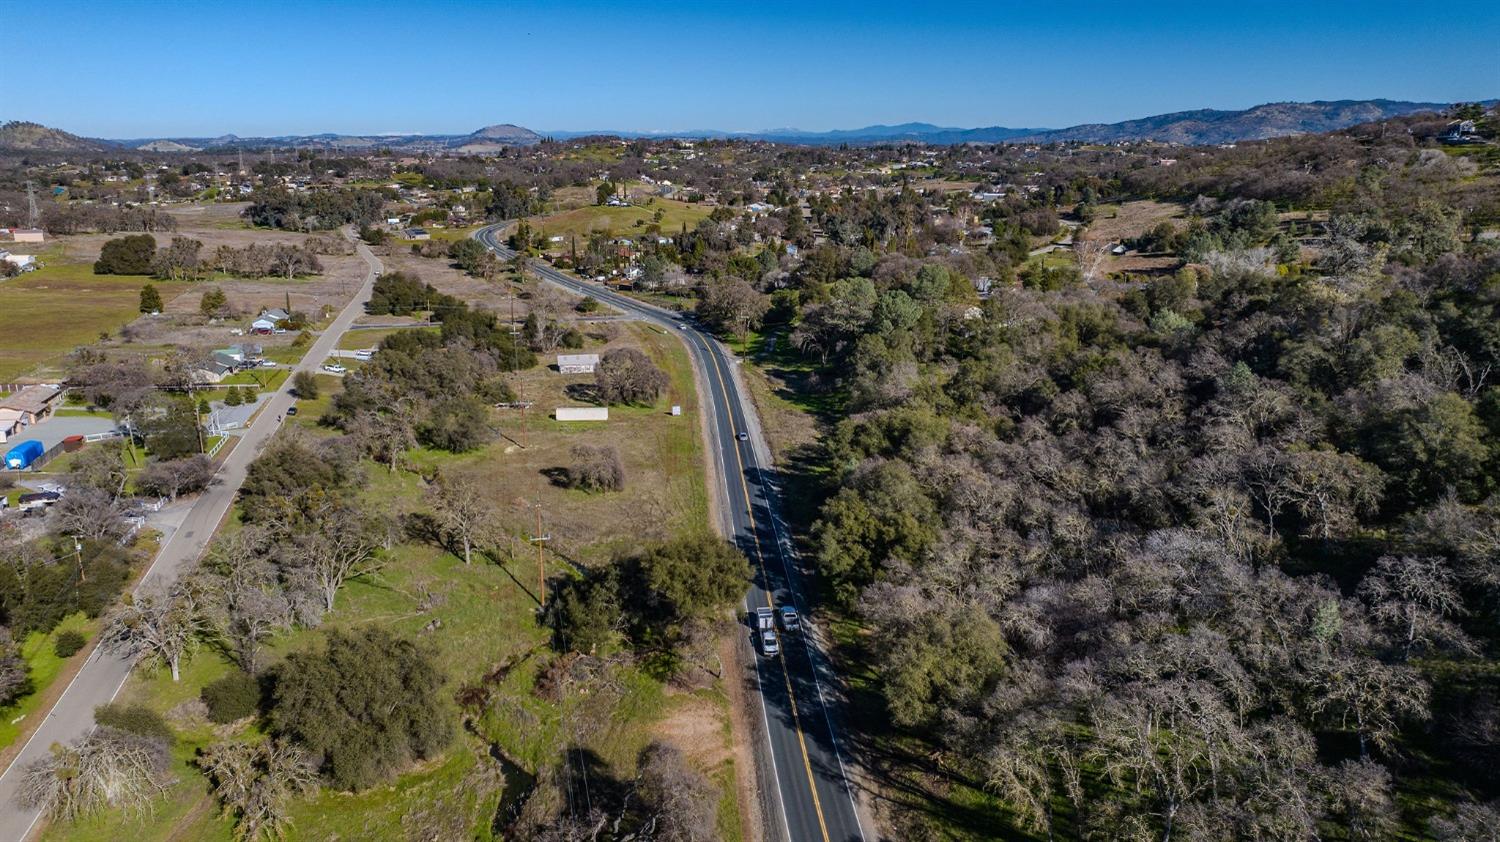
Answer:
[1011,99,1453,145]
[2,100,1476,155]
[0,121,113,152]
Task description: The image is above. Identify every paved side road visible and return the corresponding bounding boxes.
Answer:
[0,233,382,841]
[475,225,868,842]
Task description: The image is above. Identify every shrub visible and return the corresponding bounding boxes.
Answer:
[202,670,260,724]
[138,284,162,314]
[94,234,157,275]
[567,444,625,492]
[269,629,451,790]
[54,630,87,658]
[292,371,319,400]
[94,703,174,742]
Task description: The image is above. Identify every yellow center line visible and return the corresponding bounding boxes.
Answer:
[490,232,833,841]
[700,336,831,842]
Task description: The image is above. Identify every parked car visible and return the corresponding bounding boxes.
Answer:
[779,605,800,632]
[259,359,277,368]
[285,406,299,416]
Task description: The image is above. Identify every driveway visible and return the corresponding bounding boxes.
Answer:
[205,394,270,431]
[4,415,118,451]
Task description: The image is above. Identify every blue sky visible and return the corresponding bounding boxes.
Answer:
[5,0,1497,137]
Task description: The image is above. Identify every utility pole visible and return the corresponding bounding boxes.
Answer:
[195,392,206,454]
[528,500,551,607]
[25,181,39,228]
[72,536,85,583]
[508,283,527,447]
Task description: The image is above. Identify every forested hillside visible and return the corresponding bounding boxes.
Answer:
[752,112,1500,837]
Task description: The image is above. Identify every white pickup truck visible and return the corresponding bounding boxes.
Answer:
[756,607,779,656]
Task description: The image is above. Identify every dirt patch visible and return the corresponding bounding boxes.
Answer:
[23,207,371,360]
[655,690,733,771]
[1085,199,1184,244]
[1106,254,1181,275]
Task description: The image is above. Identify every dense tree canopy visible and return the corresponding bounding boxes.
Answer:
[269,628,451,791]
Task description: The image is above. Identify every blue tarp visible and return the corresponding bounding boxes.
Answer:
[4,439,44,469]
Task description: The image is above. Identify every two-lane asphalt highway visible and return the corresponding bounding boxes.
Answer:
[476,225,865,842]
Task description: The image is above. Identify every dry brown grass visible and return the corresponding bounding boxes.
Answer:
[380,249,541,320]
[1085,199,1183,244]
[436,322,708,568]
[655,690,734,771]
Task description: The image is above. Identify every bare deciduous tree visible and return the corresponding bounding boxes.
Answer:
[102,583,207,682]
[1307,656,1429,759]
[283,506,386,612]
[595,347,669,406]
[137,455,215,500]
[19,728,172,821]
[1357,555,1472,658]
[427,471,495,565]
[198,529,291,673]
[54,487,132,542]
[695,277,770,341]
[635,741,718,842]
[198,738,317,842]
[1073,238,1112,284]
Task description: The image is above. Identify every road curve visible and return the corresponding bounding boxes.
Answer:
[475,225,866,842]
[0,232,384,841]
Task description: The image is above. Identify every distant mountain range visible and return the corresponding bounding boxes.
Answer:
[559,100,1456,146]
[0,100,1475,154]
[1013,99,1456,145]
[0,122,544,154]
[547,122,1049,145]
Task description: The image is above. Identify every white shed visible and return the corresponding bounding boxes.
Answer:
[555,407,609,422]
[557,353,601,374]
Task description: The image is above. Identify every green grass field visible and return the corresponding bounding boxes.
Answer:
[0,248,187,381]
[525,199,713,244]
[219,367,288,391]
[42,324,735,841]
[336,325,436,350]
[0,614,95,751]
